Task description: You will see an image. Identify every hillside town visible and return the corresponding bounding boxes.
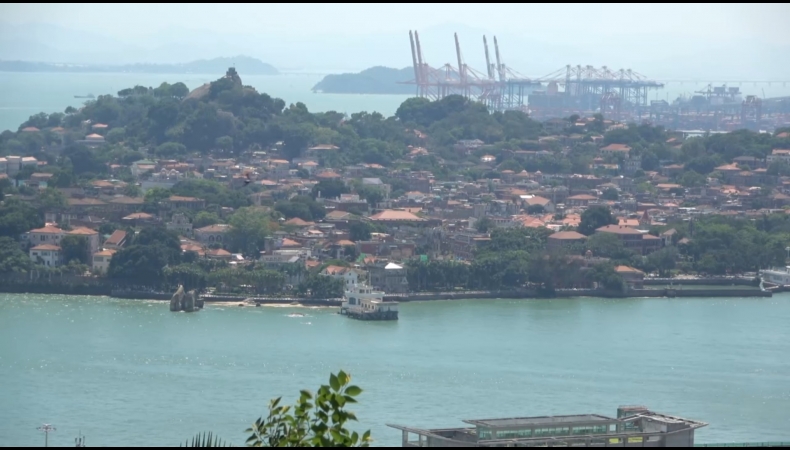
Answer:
[1,68,790,298]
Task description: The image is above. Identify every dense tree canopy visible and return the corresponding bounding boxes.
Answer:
[0,198,43,238]
[108,228,183,284]
[578,206,617,236]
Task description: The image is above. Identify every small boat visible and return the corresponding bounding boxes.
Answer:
[74,94,95,99]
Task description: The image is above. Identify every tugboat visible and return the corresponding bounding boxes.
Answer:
[339,282,398,321]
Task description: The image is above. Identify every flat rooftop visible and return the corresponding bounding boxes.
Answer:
[464,414,614,428]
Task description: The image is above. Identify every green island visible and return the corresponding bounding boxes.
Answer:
[1,67,790,300]
[311,66,414,95]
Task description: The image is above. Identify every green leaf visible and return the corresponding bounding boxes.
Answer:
[345,385,362,396]
[337,370,349,386]
[329,373,340,391]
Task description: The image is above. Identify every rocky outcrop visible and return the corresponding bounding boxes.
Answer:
[170,285,203,312]
[170,285,185,312]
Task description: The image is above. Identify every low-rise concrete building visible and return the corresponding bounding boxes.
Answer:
[194,224,230,245]
[30,244,63,267]
[566,194,597,208]
[368,262,409,294]
[547,231,587,250]
[615,265,646,288]
[28,225,66,247]
[595,225,662,255]
[321,265,361,287]
[92,249,117,274]
[104,230,128,250]
[67,227,101,256]
[167,213,193,236]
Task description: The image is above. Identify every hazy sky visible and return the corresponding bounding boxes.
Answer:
[3,3,789,42]
[1,3,789,78]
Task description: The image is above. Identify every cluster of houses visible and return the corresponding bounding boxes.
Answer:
[9,120,790,292]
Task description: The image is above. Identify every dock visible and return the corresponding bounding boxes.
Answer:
[339,308,398,320]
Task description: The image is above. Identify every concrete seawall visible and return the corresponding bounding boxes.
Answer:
[630,288,771,298]
[2,285,772,303]
[643,277,758,287]
[388,287,771,301]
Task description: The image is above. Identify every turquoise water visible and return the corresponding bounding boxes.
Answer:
[0,72,414,132]
[1,294,789,447]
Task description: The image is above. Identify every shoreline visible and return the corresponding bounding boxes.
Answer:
[0,286,773,305]
[0,276,773,304]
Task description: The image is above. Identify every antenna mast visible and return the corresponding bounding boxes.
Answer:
[37,424,56,448]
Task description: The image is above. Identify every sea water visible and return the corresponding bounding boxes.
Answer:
[1,294,789,447]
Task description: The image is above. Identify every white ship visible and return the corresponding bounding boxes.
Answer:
[759,266,790,285]
[340,282,398,321]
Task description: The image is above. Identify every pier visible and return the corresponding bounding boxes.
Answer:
[339,308,398,320]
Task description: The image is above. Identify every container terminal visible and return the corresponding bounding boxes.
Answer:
[404,30,790,132]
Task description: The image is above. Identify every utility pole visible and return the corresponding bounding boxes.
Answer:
[37,424,56,447]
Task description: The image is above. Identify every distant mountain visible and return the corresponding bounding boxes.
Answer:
[0,56,278,75]
[312,66,416,94]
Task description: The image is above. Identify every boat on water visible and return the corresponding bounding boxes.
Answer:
[759,266,790,285]
[74,94,95,99]
[339,282,398,321]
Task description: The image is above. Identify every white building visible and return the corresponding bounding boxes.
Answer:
[321,265,361,287]
[28,225,66,246]
[30,244,63,267]
[131,160,157,178]
[92,249,117,274]
[21,156,38,169]
[6,156,21,176]
[259,249,310,266]
[167,213,193,236]
[67,227,101,256]
[767,149,790,164]
[141,168,185,192]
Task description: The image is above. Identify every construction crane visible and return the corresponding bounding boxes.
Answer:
[483,36,494,80]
